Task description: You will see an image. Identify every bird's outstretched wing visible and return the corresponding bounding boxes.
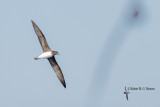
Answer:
[31,20,51,52]
[48,56,66,88]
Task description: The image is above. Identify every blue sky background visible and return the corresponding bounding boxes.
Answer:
[0,0,160,107]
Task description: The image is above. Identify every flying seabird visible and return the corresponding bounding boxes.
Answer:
[31,20,66,88]
[124,86,130,101]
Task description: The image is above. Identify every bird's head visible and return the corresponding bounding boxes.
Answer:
[51,51,60,55]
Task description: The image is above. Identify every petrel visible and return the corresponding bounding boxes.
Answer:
[124,86,130,101]
[31,20,66,88]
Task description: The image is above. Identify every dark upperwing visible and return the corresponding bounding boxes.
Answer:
[31,20,51,52]
[48,56,66,88]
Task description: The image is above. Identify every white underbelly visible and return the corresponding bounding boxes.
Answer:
[37,52,53,59]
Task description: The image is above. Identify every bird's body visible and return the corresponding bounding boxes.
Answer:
[31,20,66,88]
[34,51,59,60]
[35,51,53,59]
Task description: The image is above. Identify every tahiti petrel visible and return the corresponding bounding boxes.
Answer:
[31,20,66,88]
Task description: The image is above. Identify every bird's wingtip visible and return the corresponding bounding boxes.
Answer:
[62,81,66,88]
[31,20,35,25]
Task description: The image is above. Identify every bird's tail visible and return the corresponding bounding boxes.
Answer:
[34,56,39,60]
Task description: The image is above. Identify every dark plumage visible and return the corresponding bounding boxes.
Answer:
[31,20,66,88]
